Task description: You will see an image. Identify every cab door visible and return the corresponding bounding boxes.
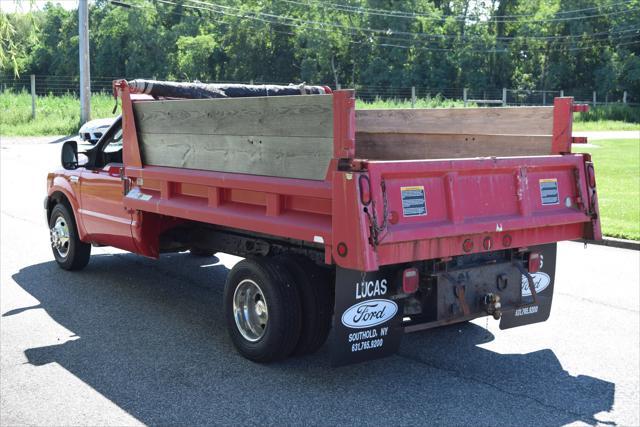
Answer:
[79,118,137,252]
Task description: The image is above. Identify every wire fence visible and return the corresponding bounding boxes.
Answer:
[1,74,637,107]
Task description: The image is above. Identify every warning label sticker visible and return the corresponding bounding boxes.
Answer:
[400,186,427,217]
[539,178,559,205]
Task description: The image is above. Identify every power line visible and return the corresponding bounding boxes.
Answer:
[179,0,638,46]
[177,0,640,48]
[182,0,640,43]
[275,0,637,23]
[111,0,639,54]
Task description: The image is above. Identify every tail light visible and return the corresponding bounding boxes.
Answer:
[528,252,541,273]
[402,268,419,294]
[462,239,474,253]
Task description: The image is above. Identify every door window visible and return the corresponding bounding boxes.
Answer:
[94,118,123,167]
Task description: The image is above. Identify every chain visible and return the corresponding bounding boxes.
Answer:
[485,315,490,339]
[365,179,389,246]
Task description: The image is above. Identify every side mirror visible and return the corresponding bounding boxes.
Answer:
[61,140,78,170]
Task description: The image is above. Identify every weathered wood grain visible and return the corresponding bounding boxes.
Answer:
[134,94,334,180]
[139,133,333,180]
[356,106,554,136]
[355,132,552,160]
[133,94,333,138]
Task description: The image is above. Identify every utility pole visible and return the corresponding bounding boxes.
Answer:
[79,0,91,124]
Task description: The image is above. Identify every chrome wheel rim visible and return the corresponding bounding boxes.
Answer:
[50,215,70,258]
[233,279,268,342]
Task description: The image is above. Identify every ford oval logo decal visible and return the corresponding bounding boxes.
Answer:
[341,299,398,329]
[521,272,551,297]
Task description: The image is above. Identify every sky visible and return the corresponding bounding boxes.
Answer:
[0,0,82,13]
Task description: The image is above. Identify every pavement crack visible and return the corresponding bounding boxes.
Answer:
[394,352,611,426]
[557,291,639,314]
[1,210,41,226]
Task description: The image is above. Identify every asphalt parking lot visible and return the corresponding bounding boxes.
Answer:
[1,136,639,425]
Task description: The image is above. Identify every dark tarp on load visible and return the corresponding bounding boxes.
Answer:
[127,79,329,99]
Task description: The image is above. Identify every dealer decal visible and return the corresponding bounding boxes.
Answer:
[515,305,539,316]
[521,272,551,296]
[400,186,427,217]
[355,279,387,299]
[330,267,404,366]
[341,299,398,329]
[539,178,559,205]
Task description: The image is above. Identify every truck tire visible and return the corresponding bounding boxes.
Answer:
[224,257,302,362]
[49,203,91,270]
[277,255,333,356]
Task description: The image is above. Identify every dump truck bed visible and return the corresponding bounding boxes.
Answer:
[114,81,600,271]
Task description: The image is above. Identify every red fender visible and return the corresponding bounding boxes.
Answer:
[47,172,88,241]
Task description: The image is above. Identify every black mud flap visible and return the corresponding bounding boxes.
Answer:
[329,267,404,367]
[500,243,557,329]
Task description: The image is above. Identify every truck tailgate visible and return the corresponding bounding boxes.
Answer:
[347,154,600,270]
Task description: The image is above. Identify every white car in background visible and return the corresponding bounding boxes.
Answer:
[78,117,116,144]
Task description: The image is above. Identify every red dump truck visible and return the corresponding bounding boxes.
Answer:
[46,80,601,366]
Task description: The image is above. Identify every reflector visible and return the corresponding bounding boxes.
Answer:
[483,236,493,250]
[403,268,419,294]
[529,252,541,273]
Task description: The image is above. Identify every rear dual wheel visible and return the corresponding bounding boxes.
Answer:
[223,255,333,362]
[276,255,332,357]
[224,257,301,362]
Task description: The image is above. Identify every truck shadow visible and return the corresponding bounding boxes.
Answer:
[9,253,615,425]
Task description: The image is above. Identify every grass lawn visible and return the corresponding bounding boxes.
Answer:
[572,120,640,131]
[356,96,467,109]
[0,91,115,136]
[574,139,640,240]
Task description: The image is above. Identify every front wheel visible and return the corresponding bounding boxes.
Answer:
[224,257,301,362]
[49,203,91,270]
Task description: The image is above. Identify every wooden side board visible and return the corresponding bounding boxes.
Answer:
[355,132,553,160]
[133,94,334,180]
[355,106,555,159]
[139,133,333,180]
[134,94,333,137]
[356,106,554,136]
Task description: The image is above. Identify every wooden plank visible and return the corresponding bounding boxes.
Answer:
[133,94,333,138]
[356,107,554,136]
[139,133,333,180]
[355,132,553,160]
